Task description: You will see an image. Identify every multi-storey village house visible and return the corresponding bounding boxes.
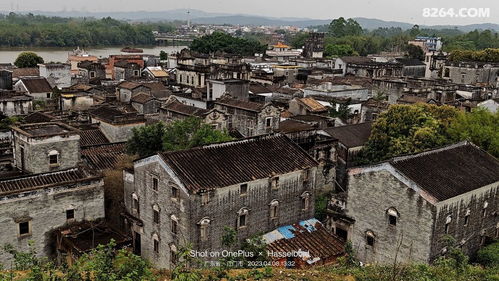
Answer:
[122,134,319,269]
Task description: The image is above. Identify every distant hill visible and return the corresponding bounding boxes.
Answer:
[3,9,499,31]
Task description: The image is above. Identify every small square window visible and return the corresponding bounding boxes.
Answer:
[19,221,30,236]
[240,184,248,195]
[66,209,75,220]
[201,193,210,205]
[46,93,51,99]
[171,186,179,199]
[49,154,58,165]
[265,117,272,127]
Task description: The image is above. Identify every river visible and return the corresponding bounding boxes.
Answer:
[0,46,188,64]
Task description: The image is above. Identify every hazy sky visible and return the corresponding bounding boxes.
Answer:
[1,0,498,25]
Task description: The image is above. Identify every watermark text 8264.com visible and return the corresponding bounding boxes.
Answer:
[422,8,490,18]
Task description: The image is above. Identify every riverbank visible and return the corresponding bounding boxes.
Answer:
[0,45,188,64]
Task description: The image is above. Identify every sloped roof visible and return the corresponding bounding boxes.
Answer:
[298,97,328,113]
[264,218,344,265]
[0,168,100,196]
[117,81,141,90]
[163,100,208,117]
[146,66,168,78]
[23,112,54,123]
[131,92,155,104]
[390,142,499,201]
[324,122,372,148]
[158,134,318,193]
[278,119,316,134]
[339,56,373,64]
[12,68,39,79]
[81,143,127,170]
[215,96,266,112]
[20,77,52,93]
[78,129,110,147]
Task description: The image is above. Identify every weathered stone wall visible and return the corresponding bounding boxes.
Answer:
[12,133,80,174]
[127,155,317,269]
[97,121,145,143]
[346,166,435,264]
[0,179,105,267]
[430,184,498,261]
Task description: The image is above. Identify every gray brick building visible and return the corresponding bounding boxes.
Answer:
[0,122,105,267]
[123,134,318,269]
[337,142,499,264]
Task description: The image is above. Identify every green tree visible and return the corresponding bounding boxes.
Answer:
[14,51,44,68]
[162,117,232,152]
[447,108,499,157]
[159,50,168,60]
[476,242,499,267]
[126,122,166,157]
[329,17,363,37]
[359,104,459,163]
[190,31,267,56]
[324,44,358,57]
[406,44,424,60]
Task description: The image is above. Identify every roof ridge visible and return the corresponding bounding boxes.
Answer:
[391,141,471,163]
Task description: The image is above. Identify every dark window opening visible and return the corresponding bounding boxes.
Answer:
[239,214,247,228]
[171,219,178,234]
[66,209,75,220]
[171,186,179,199]
[19,222,30,236]
[153,210,160,224]
[49,154,58,165]
[388,215,397,226]
[366,235,375,246]
[464,215,469,226]
[153,239,159,253]
[152,178,159,191]
[336,228,348,240]
[240,184,248,195]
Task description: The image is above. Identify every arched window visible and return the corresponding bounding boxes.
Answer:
[366,230,375,247]
[48,150,59,165]
[131,193,139,214]
[464,209,470,226]
[153,204,160,224]
[301,192,311,210]
[170,244,177,264]
[269,200,279,219]
[386,207,399,226]
[152,233,160,253]
[483,201,489,217]
[198,217,211,241]
[171,214,178,234]
[445,215,452,234]
[237,208,249,228]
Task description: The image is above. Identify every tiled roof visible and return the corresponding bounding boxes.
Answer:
[0,91,32,102]
[339,56,373,64]
[117,81,141,90]
[264,218,344,265]
[82,143,127,170]
[12,68,39,78]
[146,66,168,78]
[162,100,208,117]
[215,96,265,112]
[158,134,318,193]
[324,122,372,148]
[278,119,316,134]
[20,77,52,93]
[391,142,499,201]
[298,98,328,113]
[130,92,154,104]
[78,129,110,147]
[89,105,146,124]
[23,112,54,123]
[0,168,100,196]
